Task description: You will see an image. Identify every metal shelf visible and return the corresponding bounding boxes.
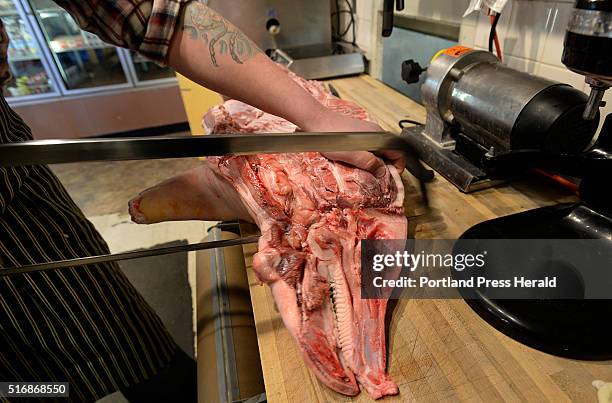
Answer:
[51,43,113,54]
[33,7,63,14]
[7,53,40,62]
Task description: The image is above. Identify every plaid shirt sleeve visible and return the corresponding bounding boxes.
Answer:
[52,0,192,65]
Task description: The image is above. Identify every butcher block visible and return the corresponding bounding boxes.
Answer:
[238,75,612,402]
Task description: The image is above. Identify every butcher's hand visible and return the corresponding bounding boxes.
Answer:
[303,111,406,177]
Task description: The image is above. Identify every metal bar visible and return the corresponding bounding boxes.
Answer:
[0,131,432,206]
[0,235,260,276]
[210,228,229,401]
[209,227,241,402]
[0,132,409,167]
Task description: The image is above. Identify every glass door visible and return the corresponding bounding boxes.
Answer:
[28,0,131,92]
[124,50,176,85]
[2,0,57,100]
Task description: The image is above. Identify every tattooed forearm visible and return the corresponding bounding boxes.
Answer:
[182,3,262,67]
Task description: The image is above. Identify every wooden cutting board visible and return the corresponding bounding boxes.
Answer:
[240,75,612,402]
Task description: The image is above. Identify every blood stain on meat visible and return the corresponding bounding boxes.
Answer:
[205,67,406,399]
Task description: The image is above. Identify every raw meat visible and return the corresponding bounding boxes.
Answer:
[202,69,405,398]
[211,153,406,399]
[129,68,406,399]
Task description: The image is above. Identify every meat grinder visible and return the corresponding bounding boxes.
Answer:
[403,0,612,359]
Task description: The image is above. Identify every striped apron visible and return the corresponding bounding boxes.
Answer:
[0,95,177,402]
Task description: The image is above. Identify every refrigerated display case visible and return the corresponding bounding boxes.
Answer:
[29,0,130,92]
[126,51,176,84]
[1,0,57,100]
[1,0,187,139]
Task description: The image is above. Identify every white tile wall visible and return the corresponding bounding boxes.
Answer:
[539,2,573,66]
[504,1,554,62]
[504,53,539,74]
[462,11,479,27]
[536,62,586,89]
[356,16,373,51]
[356,0,373,19]
[459,23,477,45]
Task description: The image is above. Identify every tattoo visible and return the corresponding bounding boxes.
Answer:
[182,3,262,67]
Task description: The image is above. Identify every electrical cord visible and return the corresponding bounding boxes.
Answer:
[488,11,502,60]
[488,12,500,52]
[345,0,356,46]
[531,168,580,196]
[338,20,353,38]
[332,12,354,38]
[332,0,356,45]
